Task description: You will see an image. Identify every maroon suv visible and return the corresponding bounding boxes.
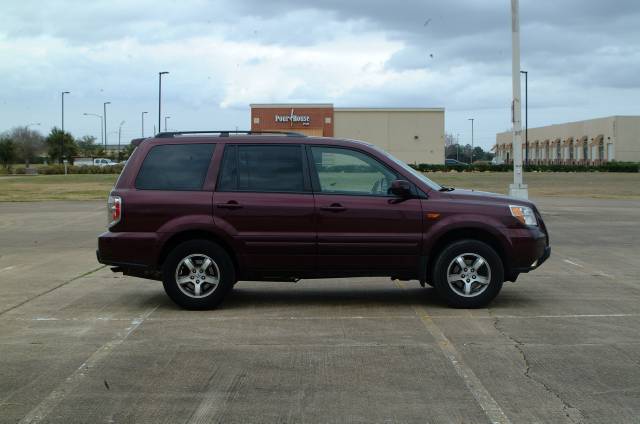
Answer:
[97,131,550,309]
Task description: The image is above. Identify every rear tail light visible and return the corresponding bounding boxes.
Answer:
[108,194,122,227]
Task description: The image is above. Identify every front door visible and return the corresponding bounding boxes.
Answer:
[309,146,423,275]
[213,144,315,273]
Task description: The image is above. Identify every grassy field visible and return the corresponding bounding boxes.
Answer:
[0,174,118,201]
[0,172,638,201]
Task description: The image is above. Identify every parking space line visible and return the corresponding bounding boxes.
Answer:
[18,305,159,424]
[395,282,512,424]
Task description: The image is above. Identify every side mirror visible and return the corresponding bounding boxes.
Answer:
[390,179,412,198]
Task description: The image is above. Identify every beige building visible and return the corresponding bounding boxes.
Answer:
[251,104,444,164]
[495,116,640,164]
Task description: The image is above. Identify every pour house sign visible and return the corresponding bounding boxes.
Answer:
[274,109,311,126]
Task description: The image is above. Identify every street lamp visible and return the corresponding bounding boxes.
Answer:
[141,111,148,137]
[103,102,111,149]
[61,91,70,164]
[158,71,169,133]
[520,70,528,166]
[118,120,126,161]
[164,116,171,132]
[468,118,474,164]
[83,113,104,146]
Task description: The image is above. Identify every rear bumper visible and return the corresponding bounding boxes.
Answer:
[97,231,159,269]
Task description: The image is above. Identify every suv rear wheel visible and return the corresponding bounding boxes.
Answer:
[432,239,504,308]
[162,240,235,309]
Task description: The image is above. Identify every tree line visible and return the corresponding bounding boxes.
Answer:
[0,126,134,170]
[444,133,494,163]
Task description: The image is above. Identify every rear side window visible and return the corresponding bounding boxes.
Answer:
[217,145,305,193]
[135,143,215,190]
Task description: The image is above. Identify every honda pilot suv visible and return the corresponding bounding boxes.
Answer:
[97,131,550,309]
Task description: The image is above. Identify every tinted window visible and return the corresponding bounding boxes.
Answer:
[217,145,304,193]
[311,146,398,195]
[135,143,214,190]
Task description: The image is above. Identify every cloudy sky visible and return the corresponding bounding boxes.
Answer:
[1,0,639,149]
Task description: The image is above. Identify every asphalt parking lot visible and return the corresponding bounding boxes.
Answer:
[1,197,639,423]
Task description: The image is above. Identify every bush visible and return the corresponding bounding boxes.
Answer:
[35,164,124,175]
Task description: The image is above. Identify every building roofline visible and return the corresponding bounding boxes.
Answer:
[334,107,445,112]
[250,103,333,108]
[495,115,640,136]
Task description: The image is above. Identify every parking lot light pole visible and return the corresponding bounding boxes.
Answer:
[164,116,170,132]
[103,102,111,149]
[118,120,125,161]
[508,0,528,199]
[520,70,528,166]
[468,118,474,164]
[158,71,169,134]
[141,111,148,137]
[83,113,104,147]
[61,91,70,164]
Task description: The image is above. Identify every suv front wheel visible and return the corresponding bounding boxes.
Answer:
[432,239,504,308]
[162,240,235,309]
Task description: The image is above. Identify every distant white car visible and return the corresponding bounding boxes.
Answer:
[75,158,118,167]
[491,157,505,165]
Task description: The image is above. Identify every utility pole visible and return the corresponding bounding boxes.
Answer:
[158,71,169,134]
[103,102,111,149]
[61,91,70,164]
[468,118,474,164]
[164,116,170,132]
[520,70,528,166]
[508,0,528,199]
[141,111,148,137]
[456,133,460,161]
[118,120,125,161]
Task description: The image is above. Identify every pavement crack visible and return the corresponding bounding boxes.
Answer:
[492,316,585,424]
[0,265,106,316]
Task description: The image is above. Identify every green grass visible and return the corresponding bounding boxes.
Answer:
[0,174,118,201]
[0,172,638,202]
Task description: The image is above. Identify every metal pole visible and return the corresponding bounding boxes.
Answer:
[508,0,528,199]
[103,102,110,150]
[118,120,125,161]
[158,72,169,134]
[521,70,528,166]
[141,111,148,137]
[61,91,69,164]
[468,118,474,164]
[164,116,170,132]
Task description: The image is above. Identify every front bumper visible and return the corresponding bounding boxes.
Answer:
[513,245,551,273]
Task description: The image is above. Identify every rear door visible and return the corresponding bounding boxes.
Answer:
[309,146,423,275]
[213,144,316,273]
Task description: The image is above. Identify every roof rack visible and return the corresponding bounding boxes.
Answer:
[154,130,306,138]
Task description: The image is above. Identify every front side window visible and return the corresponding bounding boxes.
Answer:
[135,143,215,190]
[310,146,398,196]
[217,144,305,193]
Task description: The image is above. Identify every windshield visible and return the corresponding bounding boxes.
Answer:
[369,145,442,191]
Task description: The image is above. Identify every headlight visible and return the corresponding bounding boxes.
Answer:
[509,205,537,226]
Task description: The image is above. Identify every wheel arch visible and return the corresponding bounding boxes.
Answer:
[427,227,511,281]
[157,230,240,278]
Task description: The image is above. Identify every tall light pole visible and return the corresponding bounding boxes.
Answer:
[520,70,528,166]
[103,102,111,149]
[118,120,125,161]
[61,91,70,164]
[508,0,528,199]
[164,116,170,132]
[141,111,148,137]
[83,113,103,147]
[158,71,169,134]
[468,118,474,164]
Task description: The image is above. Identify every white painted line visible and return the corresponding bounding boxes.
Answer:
[0,265,16,273]
[395,282,511,424]
[563,259,583,268]
[18,305,158,424]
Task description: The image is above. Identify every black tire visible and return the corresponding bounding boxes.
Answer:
[162,240,236,310]
[432,239,504,308]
